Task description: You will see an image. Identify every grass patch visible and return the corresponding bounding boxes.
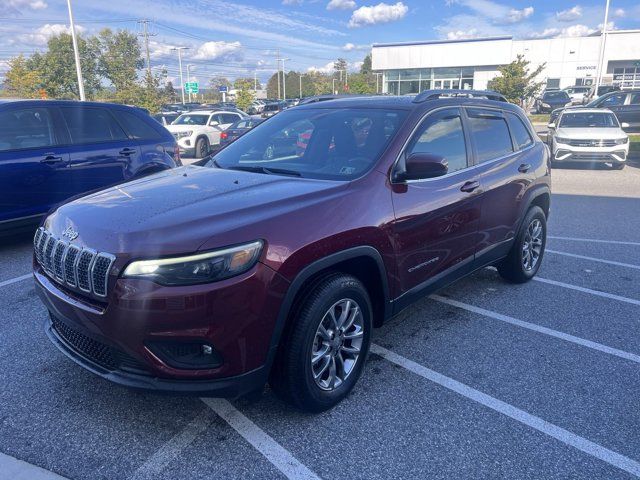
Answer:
[528,114,550,124]
[629,135,640,153]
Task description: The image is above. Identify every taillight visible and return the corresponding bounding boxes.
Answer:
[173,144,182,166]
[220,132,228,140]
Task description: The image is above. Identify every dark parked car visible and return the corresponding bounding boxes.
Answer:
[550,89,640,133]
[0,100,179,233]
[535,90,572,113]
[261,102,286,118]
[34,90,550,412]
[219,118,264,146]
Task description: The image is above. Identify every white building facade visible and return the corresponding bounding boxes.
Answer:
[371,30,640,95]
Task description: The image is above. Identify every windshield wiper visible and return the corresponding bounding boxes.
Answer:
[226,165,302,177]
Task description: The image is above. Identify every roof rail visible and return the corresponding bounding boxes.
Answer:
[413,89,508,103]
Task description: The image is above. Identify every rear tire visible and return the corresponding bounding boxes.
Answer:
[195,137,210,158]
[611,163,625,170]
[270,274,372,412]
[498,206,547,284]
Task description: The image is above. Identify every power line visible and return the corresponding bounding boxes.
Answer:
[137,19,157,79]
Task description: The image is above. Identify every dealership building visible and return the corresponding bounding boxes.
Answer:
[371,30,640,95]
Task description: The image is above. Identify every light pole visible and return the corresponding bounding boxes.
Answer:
[171,47,189,105]
[66,0,85,100]
[186,64,194,103]
[279,58,290,100]
[299,73,303,99]
[594,0,611,93]
[332,78,337,95]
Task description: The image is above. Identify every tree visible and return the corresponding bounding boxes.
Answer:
[94,29,143,101]
[208,76,232,102]
[2,55,42,98]
[333,58,348,77]
[487,55,546,105]
[360,53,372,75]
[266,72,279,99]
[163,81,177,103]
[234,78,255,112]
[346,73,376,94]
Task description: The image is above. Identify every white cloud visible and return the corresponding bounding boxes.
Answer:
[526,21,615,39]
[505,6,533,23]
[446,28,479,40]
[556,6,582,22]
[348,2,408,28]
[149,42,181,60]
[327,0,356,10]
[15,23,86,46]
[282,0,303,5]
[342,42,369,51]
[613,8,625,18]
[0,0,47,15]
[307,61,335,74]
[192,41,242,60]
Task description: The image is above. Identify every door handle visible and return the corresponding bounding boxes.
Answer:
[518,163,532,173]
[460,180,480,193]
[119,147,137,155]
[40,154,63,164]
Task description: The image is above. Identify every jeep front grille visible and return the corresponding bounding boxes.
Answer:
[34,227,115,298]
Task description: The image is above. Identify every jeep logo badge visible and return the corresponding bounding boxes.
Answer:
[62,226,79,241]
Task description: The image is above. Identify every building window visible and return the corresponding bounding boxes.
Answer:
[383,67,476,95]
[546,78,560,89]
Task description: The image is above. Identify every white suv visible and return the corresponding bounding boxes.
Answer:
[167,110,247,158]
[562,86,591,105]
[548,108,630,170]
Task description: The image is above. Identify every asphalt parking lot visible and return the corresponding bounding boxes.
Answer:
[1,162,640,480]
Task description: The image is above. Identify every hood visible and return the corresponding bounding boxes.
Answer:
[45,166,348,256]
[555,127,626,139]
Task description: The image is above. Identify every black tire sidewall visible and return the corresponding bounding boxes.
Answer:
[196,138,209,158]
[515,207,547,280]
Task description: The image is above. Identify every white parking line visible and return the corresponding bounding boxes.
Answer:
[431,295,640,364]
[130,409,213,480]
[533,277,640,307]
[0,452,69,480]
[546,250,640,271]
[548,236,640,247]
[202,398,321,480]
[371,344,640,478]
[0,273,31,289]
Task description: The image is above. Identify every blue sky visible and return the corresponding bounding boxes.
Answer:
[1,0,639,85]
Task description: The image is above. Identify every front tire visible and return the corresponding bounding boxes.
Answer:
[195,137,210,158]
[270,274,372,412]
[611,162,625,170]
[498,206,547,283]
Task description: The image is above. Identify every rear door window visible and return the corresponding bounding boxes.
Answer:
[506,113,533,150]
[61,107,127,144]
[629,93,640,105]
[467,109,514,163]
[600,93,626,107]
[113,110,162,140]
[0,107,57,151]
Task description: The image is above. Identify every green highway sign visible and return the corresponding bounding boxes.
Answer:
[184,82,199,94]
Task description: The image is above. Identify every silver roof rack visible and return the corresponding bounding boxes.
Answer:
[413,89,508,103]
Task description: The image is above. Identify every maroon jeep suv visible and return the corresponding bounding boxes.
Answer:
[34,91,551,412]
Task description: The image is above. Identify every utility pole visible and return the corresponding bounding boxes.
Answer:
[594,0,611,93]
[280,58,290,100]
[276,50,281,100]
[137,19,157,80]
[187,64,194,103]
[66,0,85,100]
[332,78,337,95]
[254,71,257,91]
[299,73,303,99]
[171,47,189,105]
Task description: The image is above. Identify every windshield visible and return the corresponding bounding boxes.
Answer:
[264,104,281,111]
[172,114,209,126]
[559,112,619,128]
[208,107,408,180]
[544,91,570,101]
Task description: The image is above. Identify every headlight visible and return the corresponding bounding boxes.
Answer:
[555,137,570,144]
[122,240,263,286]
[174,131,193,139]
[615,137,629,145]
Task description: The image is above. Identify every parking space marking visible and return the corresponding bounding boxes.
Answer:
[370,343,640,478]
[130,409,213,480]
[533,277,640,307]
[431,295,640,364]
[202,398,321,480]
[0,274,31,289]
[0,452,69,480]
[548,236,640,247]
[546,250,640,271]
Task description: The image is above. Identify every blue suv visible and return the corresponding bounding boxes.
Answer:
[0,100,179,233]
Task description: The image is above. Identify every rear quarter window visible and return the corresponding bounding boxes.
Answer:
[506,113,534,150]
[114,110,163,140]
[61,107,127,144]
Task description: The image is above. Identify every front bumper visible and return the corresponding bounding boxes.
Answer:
[553,144,628,164]
[35,261,290,397]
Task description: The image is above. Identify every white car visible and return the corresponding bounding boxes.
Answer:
[166,110,247,158]
[548,108,630,170]
[562,86,591,105]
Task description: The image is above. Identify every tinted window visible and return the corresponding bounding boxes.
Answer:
[559,112,619,128]
[506,113,533,149]
[0,107,57,151]
[599,93,626,106]
[115,110,162,140]
[61,107,127,144]
[544,91,570,101]
[407,108,468,174]
[219,113,238,124]
[629,93,640,105]
[210,108,407,181]
[467,109,514,162]
[173,114,209,125]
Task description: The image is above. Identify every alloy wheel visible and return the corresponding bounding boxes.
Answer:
[311,298,364,391]
[522,218,544,271]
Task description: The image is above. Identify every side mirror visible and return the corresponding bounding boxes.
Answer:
[209,120,220,127]
[397,153,448,181]
[621,122,630,129]
[547,122,556,129]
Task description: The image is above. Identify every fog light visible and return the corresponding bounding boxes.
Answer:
[147,341,222,370]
